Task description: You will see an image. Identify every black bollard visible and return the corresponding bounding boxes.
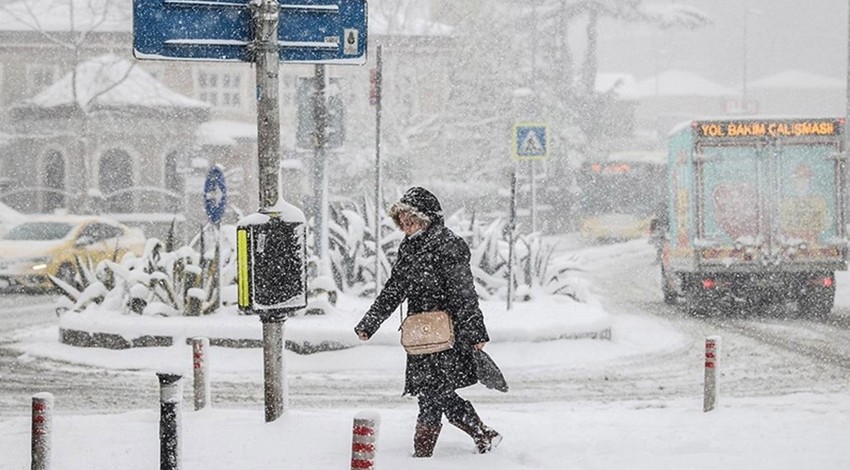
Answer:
[157,373,183,470]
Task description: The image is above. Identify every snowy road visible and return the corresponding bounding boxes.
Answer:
[580,239,850,400]
[1,238,850,417]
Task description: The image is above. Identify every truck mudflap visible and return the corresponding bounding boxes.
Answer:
[678,271,835,318]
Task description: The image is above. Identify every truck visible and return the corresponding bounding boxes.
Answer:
[660,117,847,317]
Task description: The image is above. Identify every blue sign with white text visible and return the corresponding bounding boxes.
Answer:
[133,0,368,64]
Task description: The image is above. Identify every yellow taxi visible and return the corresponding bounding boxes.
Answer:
[0,215,146,292]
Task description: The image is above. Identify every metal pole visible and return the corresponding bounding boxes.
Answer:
[374,44,383,299]
[157,373,183,470]
[261,315,286,422]
[531,160,537,233]
[507,165,517,311]
[312,64,330,275]
[212,222,221,310]
[845,0,850,223]
[250,0,285,423]
[742,9,748,111]
[253,0,281,212]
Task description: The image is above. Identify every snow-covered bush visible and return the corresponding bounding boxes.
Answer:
[54,225,235,316]
[54,201,584,316]
[455,215,585,303]
[318,195,400,297]
[317,199,585,303]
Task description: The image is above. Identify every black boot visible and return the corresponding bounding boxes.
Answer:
[447,401,502,454]
[413,421,442,458]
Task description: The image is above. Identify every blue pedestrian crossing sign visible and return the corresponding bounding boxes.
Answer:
[513,123,548,160]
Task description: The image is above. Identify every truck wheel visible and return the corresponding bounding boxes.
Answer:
[682,284,707,316]
[799,291,834,320]
[663,289,677,305]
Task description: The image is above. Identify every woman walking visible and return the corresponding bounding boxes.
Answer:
[354,187,501,457]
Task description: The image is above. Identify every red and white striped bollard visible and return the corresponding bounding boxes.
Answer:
[31,392,54,470]
[703,335,720,412]
[191,337,210,411]
[351,411,380,469]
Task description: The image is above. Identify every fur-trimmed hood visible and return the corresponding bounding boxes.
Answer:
[388,187,444,227]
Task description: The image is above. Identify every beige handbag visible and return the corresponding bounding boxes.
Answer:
[399,310,455,355]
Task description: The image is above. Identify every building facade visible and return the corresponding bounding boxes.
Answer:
[0,0,457,238]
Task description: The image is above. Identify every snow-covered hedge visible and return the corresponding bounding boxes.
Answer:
[55,227,235,317]
[321,197,586,303]
[55,200,585,317]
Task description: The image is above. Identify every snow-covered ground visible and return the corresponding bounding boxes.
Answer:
[2,394,849,470]
[1,239,849,469]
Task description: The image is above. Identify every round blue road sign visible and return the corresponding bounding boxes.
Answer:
[204,165,227,224]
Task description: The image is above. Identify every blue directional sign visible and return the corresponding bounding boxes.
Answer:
[513,122,549,160]
[204,165,228,224]
[133,0,368,64]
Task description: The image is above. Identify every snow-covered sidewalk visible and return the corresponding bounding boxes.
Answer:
[2,394,849,469]
[2,239,849,468]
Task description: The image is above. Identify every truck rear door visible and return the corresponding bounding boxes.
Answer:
[697,143,766,260]
[772,141,844,263]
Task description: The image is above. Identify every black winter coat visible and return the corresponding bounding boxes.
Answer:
[354,222,490,396]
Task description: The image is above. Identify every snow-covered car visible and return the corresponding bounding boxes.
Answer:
[0,200,24,235]
[0,215,146,292]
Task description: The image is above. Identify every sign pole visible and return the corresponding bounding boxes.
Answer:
[211,221,221,309]
[507,163,517,311]
[530,160,537,233]
[312,64,331,275]
[509,121,548,309]
[373,44,383,298]
[251,0,285,423]
[134,0,368,425]
[254,0,281,212]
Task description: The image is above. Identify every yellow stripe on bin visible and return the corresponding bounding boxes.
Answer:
[236,228,250,308]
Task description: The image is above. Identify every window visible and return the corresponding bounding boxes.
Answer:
[26,64,59,95]
[3,222,74,241]
[80,223,123,242]
[197,70,243,109]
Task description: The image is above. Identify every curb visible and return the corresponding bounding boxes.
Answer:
[59,327,353,354]
[58,326,613,353]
